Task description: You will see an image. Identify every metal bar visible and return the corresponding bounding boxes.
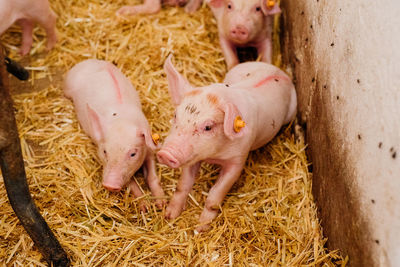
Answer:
[0,49,70,266]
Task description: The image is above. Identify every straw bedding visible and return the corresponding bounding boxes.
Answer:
[0,0,347,265]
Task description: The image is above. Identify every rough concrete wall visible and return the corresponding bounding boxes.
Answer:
[280,1,400,266]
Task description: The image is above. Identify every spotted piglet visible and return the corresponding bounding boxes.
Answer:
[157,55,297,231]
[64,59,165,211]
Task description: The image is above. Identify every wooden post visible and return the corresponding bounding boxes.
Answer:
[0,49,70,266]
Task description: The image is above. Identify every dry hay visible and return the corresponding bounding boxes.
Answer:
[0,0,347,266]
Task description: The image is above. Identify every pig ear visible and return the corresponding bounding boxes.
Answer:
[164,54,193,106]
[222,102,245,140]
[261,0,281,15]
[137,128,158,151]
[87,104,104,142]
[207,0,224,8]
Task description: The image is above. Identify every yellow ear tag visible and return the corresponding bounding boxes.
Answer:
[152,133,160,145]
[267,0,276,9]
[234,116,246,133]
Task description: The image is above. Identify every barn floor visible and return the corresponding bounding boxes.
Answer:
[0,0,346,265]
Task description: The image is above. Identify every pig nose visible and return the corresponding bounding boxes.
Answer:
[102,183,122,192]
[230,25,249,41]
[157,150,181,168]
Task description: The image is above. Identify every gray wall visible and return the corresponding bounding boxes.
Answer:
[280,1,400,266]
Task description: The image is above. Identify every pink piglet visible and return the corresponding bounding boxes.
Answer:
[64,59,165,211]
[207,0,281,69]
[157,55,297,231]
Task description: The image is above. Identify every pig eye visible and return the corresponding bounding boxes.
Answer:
[256,6,261,12]
[130,153,136,157]
[103,150,107,154]
[204,125,212,131]
[227,4,232,9]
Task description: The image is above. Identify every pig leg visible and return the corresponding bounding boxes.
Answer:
[164,0,187,6]
[143,153,166,209]
[219,36,239,70]
[129,180,149,212]
[165,162,201,219]
[185,0,202,13]
[256,38,272,64]
[18,19,34,56]
[196,161,245,232]
[35,11,57,51]
[116,0,161,16]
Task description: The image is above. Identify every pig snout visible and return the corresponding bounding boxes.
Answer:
[157,143,193,168]
[230,25,249,42]
[157,149,181,168]
[102,172,124,192]
[102,182,122,192]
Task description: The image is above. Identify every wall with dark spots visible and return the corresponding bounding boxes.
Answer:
[280,0,400,265]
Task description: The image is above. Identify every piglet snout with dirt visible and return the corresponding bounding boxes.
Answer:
[157,55,297,231]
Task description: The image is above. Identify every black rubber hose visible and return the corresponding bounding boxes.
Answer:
[4,57,29,81]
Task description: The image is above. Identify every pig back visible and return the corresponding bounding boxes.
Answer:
[226,69,296,150]
[64,59,144,138]
[224,62,284,85]
[64,59,142,109]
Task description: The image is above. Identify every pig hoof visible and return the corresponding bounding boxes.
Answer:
[165,205,182,220]
[195,223,211,232]
[184,3,198,13]
[155,199,167,210]
[46,38,57,51]
[138,200,150,213]
[20,47,30,56]
[116,6,137,16]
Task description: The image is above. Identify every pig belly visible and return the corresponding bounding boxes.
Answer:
[250,116,281,151]
[249,93,290,150]
[0,2,17,34]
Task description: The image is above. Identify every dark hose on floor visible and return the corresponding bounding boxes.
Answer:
[0,49,70,266]
[4,57,29,81]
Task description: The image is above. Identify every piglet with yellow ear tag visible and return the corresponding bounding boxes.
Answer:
[157,55,297,231]
[64,59,166,211]
[206,0,281,70]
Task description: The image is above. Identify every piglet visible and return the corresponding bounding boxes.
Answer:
[0,0,57,56]
[64,59,165,211]
[116,0,202,15]
[157,55,297,231]
[206,0,281,69]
